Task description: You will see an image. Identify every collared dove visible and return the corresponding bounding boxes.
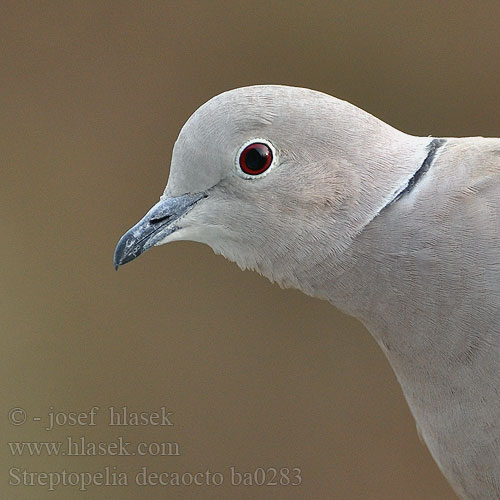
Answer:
[114,85,500,500]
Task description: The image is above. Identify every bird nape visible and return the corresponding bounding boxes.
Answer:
[114,85,500,500]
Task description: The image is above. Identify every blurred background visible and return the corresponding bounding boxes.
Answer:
[2,1,499,499]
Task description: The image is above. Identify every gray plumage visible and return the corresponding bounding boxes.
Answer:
[114,85,500,500]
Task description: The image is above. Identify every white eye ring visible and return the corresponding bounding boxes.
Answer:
[235,138,278,179]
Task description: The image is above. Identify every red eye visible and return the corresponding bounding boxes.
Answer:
[239,142,273,176]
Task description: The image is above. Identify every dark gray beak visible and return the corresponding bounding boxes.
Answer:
[114,192,206,269]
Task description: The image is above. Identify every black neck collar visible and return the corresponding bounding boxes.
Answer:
[386,138,446,207]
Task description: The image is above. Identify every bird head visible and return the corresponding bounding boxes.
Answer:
[114,85,425,289]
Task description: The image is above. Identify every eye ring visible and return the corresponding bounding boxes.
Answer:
[236,139,277,178]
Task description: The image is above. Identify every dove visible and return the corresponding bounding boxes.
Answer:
[114,85,500,500]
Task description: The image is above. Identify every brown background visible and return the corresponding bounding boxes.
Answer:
[2,1,499,499]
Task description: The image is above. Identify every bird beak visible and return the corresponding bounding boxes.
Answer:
[114,192,206,269]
